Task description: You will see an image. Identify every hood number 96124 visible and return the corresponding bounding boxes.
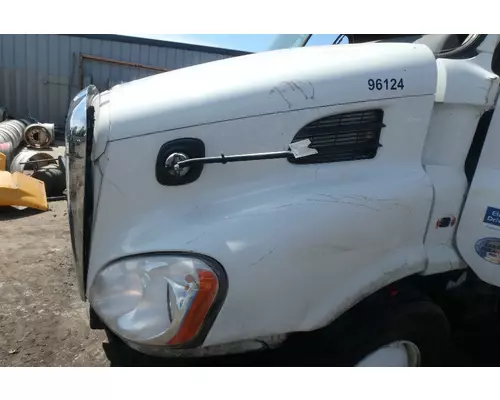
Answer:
[368,78,404,91]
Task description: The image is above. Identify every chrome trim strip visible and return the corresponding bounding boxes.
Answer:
[65,85,99,300]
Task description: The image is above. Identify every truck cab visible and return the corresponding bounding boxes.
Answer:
[65,34,500,366]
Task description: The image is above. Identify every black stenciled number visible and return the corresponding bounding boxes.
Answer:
[368,78,405,91]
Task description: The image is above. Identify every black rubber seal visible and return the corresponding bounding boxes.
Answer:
[155,138,205,186]
[82,105,95,295]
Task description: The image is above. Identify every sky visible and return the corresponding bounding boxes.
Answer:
[130,34,347,52]
[131,34,279,52]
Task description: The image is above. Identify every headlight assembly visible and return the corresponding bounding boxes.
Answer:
[89,254,226,347]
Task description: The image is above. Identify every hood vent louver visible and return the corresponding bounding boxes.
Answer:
[288,109,385,164]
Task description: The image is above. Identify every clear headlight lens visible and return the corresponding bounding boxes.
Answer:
[89,255,221,346]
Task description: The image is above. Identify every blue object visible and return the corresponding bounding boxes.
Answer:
[483,207,500,226]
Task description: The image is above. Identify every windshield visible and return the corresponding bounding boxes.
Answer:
[268,34,477,56]
[269,34,346,51]
[269,35,310,50]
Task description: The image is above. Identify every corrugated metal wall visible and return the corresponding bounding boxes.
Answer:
[0,34,246,129]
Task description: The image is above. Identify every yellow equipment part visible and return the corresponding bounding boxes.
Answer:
[0,152,5,171]
[0,171,48,211]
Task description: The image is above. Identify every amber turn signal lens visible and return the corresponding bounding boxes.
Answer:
[168,270,219,345]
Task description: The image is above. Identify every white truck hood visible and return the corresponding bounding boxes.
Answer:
[107,42,436,142]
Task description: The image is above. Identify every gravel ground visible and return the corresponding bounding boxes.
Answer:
[1,199,500,366]
[0,201,109,366]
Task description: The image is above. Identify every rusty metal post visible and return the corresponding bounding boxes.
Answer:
[78,53,169,89]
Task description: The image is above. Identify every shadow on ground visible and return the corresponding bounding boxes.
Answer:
[102,313,500,367]
[103,342,279,367]
[443,314,500,366]
[0,207,43,221]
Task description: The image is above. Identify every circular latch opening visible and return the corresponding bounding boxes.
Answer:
[165,152,190,177]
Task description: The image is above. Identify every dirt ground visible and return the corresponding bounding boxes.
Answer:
[2,199,500,367]
[0,201,109,366]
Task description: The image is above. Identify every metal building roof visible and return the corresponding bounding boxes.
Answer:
[0,34,248,129]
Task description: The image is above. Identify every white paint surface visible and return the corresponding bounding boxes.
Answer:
[83,35,500,351]
[107,43,437,141]
[421,53,500,275]
[457,105,500,285]
[88,42,438,347]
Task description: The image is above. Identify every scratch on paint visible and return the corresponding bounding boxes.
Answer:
[105,177,124,196]
[343,195,398,203]
[186,232,208,245]
[311,194,382,211]
[306,80,315,99]
[270,80,315,108]
[251,248,276,267]
[285,81,315,100]
[314,166,319,182]
[269,87,291,108]
[306,198,382,211]
[275,204,294,210]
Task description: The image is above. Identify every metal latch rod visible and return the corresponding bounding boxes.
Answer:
[174,150,293,172]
